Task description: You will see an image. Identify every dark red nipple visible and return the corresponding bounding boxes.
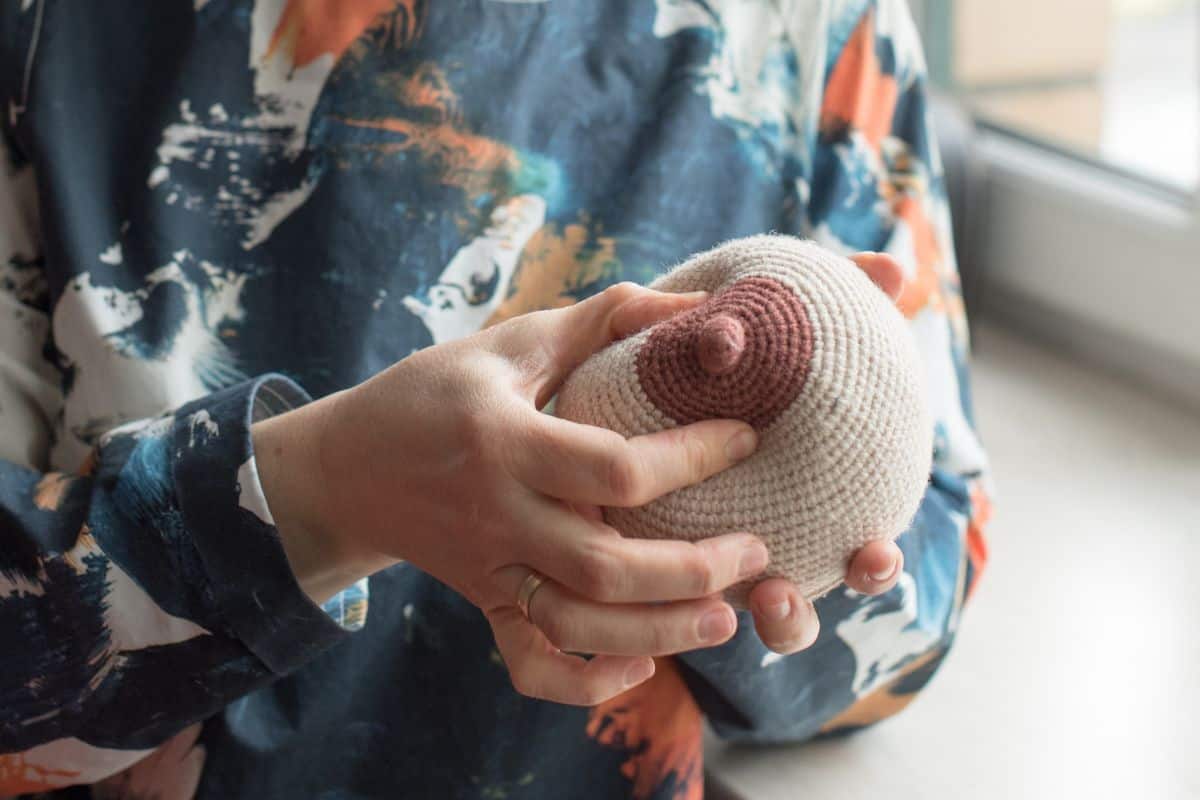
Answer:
[696,314,746,376]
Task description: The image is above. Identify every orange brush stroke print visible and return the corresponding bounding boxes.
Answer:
[892,194,942,318]
[33,473,73,511]
[338,115,518,197]
[822,10,944,318]
[337,64,519,204]
[587,659,704,800]
[485,221,619,326]
[821,9,897,153]
[267,0,421,68]
[819,647,942,733]
[966,482,993,598]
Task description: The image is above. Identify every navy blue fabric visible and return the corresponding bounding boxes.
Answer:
[0,1,989,796]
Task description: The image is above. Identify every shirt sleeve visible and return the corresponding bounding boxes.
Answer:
[0,101,366,786]
[677,0,992,744]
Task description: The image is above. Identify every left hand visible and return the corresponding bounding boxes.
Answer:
[744,251,907,655]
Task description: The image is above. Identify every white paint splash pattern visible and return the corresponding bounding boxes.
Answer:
[652,0,834,175]
[834,572,937,696]
[51,252,249,468]
[403,194,547,344]
[146,0,337,250]
[186,409,219,447]
[99,243,123,265]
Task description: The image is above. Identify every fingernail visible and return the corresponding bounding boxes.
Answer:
[763,597,791,622]
[725,429,758,461]
[737,542,769,579]
[679,290,710,301]
[698,607,735,643]
[624,658,655,687]
[870,562,899,582]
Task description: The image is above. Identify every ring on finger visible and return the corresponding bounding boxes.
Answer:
[516,569,550,622]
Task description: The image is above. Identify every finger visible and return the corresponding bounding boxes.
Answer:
[568,501,605,523]
[505,497,769,603]
[489,606,656,706]
[849,251,905,301]
[492,566,738,656]
[487,282,708,405]
[510,411,758,508]
[609,287,711,340]
[748,578,820,655]
[844,539,904,595]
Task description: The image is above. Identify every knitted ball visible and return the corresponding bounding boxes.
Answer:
[555,235,932,607]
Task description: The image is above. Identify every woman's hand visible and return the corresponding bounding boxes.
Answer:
[255,283,770,705]
[253,251,909,704]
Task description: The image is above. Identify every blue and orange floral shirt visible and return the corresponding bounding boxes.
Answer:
[0,1,989,797]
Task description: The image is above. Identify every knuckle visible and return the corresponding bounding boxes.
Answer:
[685,548,719,595]
[520,313,561,358]
[604,450,645,506]
[455,401,495,454]
[601,281,642,308]
[537,609,574,651]
[517,420,556,466]
[494,310,537,343]
[678,429,713,480]
[646,619,674,655]
[577,546,625,601]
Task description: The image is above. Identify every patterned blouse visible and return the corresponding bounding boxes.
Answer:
[0,1,990,797]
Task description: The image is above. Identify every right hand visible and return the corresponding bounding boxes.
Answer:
[253,283,769,706]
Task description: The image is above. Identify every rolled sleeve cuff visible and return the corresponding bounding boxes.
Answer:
[172,374,368,675]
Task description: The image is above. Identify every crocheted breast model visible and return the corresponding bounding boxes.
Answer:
[556,235,932,607]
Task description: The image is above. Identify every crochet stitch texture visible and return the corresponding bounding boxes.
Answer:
[556,235,933,606]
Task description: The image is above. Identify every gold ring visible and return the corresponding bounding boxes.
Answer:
[516,570,549,622]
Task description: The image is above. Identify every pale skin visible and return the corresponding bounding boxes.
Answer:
[253,252,909,707]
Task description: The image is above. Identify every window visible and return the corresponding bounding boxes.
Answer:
[911,0,1200,412]
[920,0,1199,192]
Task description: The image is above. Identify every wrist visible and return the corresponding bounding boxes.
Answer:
[252,392,384,604]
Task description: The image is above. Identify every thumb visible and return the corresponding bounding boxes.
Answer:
[849,251,905,302]
[487,282,708,406]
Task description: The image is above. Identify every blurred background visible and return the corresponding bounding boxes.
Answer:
[929,0,1197,189]
[707,2,1200,797]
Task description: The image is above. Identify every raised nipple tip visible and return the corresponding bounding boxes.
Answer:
[696,314,746,376]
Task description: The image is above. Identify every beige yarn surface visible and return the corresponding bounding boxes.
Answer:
[555,235,932,608]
